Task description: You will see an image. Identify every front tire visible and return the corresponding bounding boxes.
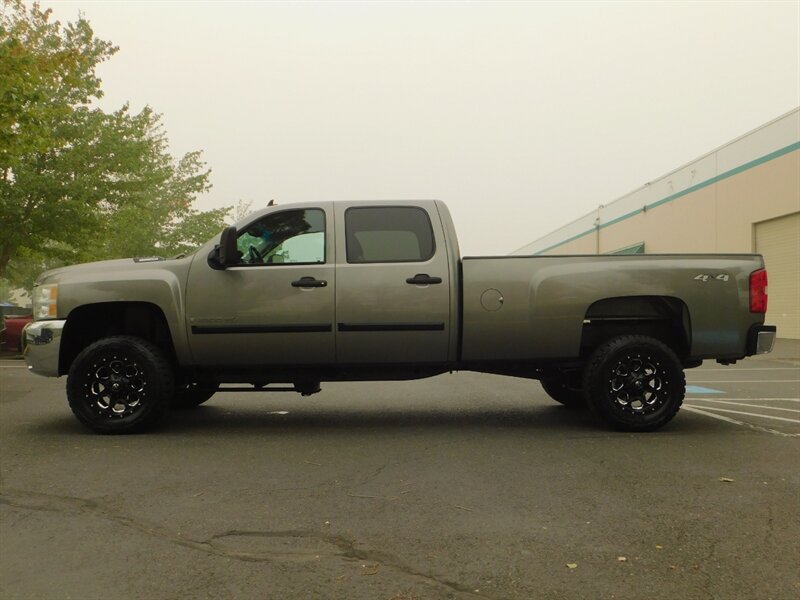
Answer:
[583,335,685,432]
[172,382,219,409]
[67,336,175,434]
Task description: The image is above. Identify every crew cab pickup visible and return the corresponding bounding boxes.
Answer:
[24,200,776,433]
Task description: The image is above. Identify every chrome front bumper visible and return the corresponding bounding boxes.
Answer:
[23,320,66,377]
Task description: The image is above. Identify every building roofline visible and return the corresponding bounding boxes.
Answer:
[514,106,800,255]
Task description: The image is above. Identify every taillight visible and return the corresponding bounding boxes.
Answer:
[750,269,768,313]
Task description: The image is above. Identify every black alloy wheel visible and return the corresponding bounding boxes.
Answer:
[583,335,685,432]
[67,336,174,434]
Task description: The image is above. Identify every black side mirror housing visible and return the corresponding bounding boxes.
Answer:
[208,226,238,270]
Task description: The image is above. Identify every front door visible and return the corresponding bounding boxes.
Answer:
[185,204,336,367]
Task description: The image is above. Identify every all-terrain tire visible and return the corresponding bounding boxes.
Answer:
[67,336,175,434]
[539,371,586,408]
[583,335,685,432]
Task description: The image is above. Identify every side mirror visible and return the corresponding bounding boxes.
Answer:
[219,226,238,266]
[208,226,238,270]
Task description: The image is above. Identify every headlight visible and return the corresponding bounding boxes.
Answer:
[33,284,59,320]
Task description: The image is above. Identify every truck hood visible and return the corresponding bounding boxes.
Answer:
[36,257,178,285]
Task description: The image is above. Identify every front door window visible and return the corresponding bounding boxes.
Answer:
[236,209,326,265]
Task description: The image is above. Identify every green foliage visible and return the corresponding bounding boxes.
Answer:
[0,277,12,303]
[0,1,230,288]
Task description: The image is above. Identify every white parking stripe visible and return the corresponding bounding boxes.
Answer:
[688,380,800,383]
[699,368,800,371]
[683,405,800,423]
[688,398,800,412]
[682,406,800,437]
[709,398,800,402]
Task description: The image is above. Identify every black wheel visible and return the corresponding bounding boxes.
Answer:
[539,370,585,408]
[172,382,219,409]
[583,335,685,432]
[67,336,175,434]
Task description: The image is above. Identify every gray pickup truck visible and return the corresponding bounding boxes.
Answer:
[24,200,776,433]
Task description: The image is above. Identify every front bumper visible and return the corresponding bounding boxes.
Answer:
[23,320,66,377]
[746,324,777,356]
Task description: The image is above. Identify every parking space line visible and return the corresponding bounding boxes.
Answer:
[687,380,800,383]
[684,405,800,423]
[688,398,800,412]
[707,398,800,402]
[686,386,725,394]
[698,368,800,371]
[682,406,800,437]
[686,385,724,394]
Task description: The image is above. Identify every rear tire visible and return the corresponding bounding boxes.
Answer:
[67,336,175,434]
[583,335,685,432]
[539,370,585,408]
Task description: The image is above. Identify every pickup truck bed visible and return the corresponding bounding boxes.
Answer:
[461,254,761,363]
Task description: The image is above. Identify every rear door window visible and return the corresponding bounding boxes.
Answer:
[345,207,435,263]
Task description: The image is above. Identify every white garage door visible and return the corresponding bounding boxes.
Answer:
[755,212,800,339]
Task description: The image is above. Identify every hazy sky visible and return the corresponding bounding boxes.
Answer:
[46,0,800,256]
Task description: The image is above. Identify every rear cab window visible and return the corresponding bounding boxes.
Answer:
[344,207,436,263]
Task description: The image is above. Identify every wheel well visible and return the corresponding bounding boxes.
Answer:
[580,296,691,359]
[59,302,177,375]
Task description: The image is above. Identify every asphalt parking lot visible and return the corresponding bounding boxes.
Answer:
[1,342,798,600]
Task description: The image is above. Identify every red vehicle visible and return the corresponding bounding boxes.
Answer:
[1,314,33,353]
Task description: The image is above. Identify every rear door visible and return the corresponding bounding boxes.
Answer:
[334,203,451,364]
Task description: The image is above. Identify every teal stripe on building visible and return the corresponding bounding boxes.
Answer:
[534,141,800,255]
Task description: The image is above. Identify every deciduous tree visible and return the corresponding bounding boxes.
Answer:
[0,0,230,288]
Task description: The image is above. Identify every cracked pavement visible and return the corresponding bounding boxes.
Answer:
[1,358,799,599]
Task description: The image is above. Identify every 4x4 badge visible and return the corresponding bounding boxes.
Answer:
[694,273,729,282]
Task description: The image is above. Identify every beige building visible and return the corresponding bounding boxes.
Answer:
[514,108,800,339]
